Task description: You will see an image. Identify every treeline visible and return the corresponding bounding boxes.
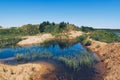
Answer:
[39,21,80,34]
[0,21,81,38]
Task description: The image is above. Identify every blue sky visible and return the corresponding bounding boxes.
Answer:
[0,0,120,29]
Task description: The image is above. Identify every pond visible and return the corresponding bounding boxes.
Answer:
[0,43,86,59]
[0,41,102,80]
[114,32,120,36]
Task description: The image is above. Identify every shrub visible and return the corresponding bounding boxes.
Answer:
[16,54,24,62]
[84,40,91,46]
[96,45,100,48]
[76,34,88,42]
[81,26,94,32]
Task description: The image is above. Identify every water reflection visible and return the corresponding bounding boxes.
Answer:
[0,43,86,59]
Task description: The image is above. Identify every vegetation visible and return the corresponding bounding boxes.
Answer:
[0,24,39,38]
[20,24,39,35]
[90,30,120,43]
[76,34,88,42]
[76,34,91,46]
[0,24,39,48]
[40,39,76,49]
[0,38,22,48]
[58,51,94,71]
[15,42,94,71]
[81,26,94,32]
[39,21,80,34]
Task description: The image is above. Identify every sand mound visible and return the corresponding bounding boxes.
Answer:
[17,33,54,46]
[0,61,56,80]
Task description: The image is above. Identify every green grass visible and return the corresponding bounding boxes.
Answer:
[90,30,120,43]
[15,48,94,71]
[0,38,22,48]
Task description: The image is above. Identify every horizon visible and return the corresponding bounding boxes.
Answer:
[0,0,120,29]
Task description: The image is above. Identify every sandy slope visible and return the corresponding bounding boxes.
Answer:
[17,33,54,46]
[0,61,56,80]
[87,40,120,80]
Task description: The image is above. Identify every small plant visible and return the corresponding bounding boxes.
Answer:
[96,45,100,48]
[76,34,88,43]
[3,68,7,72]
[10,69,14,75]
[84,40,91,46]
[29,75,33,80]
[31,67,35,72]
[16,54,24,62]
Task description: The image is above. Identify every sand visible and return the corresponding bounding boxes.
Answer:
[17,33,54,46]
[0,61,56,80]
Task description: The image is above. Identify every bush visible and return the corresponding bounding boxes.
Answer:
[84,40,91,46]
[76,34,88,42]
[81,26,94,32]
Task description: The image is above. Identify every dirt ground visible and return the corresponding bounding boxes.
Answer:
[87,40,120,80]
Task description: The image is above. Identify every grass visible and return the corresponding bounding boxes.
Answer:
[0,38,22,48]
[90,30,120,43]
[15,47,94,71]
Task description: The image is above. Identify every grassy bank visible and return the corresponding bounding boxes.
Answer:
[0,38,22,48]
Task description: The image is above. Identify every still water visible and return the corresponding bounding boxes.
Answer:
[0,43,86,59]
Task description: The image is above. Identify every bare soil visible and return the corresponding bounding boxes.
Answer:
[87,40,120,80]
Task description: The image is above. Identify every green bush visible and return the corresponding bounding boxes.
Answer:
[81,26,94,32]
[84,40,91,46]
[76,34,88,42]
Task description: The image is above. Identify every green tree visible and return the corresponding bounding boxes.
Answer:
[59,22,67,28]
[81,26,94,32]
[39,21,51,32]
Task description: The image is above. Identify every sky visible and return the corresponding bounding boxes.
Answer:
[0,0,120,29]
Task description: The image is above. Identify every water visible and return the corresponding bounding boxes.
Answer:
[114,32,120,36]
[0,43,86,59]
